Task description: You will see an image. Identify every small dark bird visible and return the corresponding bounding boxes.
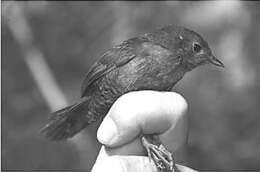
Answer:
[41,25,224,172]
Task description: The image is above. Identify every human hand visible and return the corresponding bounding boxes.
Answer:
[91,90,197,172]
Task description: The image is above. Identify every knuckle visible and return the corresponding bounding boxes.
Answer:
[162,92,188,118]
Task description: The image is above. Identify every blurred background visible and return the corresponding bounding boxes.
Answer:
[2,1,260,171]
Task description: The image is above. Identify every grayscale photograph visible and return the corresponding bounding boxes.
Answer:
[2,1,260,172]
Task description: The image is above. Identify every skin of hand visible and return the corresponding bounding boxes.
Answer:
[91,90,198,172]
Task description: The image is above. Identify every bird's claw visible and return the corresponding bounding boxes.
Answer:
[141,136,176,172]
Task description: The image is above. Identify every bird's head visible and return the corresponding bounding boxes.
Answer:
[177,27,224,70]
[152,25,224,71]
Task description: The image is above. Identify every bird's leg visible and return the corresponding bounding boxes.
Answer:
[141,134,179,172]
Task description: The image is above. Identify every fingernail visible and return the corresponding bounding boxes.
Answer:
[97,117,118,145]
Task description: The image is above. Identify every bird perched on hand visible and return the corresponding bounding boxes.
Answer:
[41,25,224,172]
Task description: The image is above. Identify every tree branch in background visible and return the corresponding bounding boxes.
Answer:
[2,1,68,111]
[2,2,101,170]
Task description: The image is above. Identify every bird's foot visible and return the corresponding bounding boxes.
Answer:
[141,136,178,172]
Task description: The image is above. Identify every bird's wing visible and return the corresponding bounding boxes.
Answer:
[81,37,148,97]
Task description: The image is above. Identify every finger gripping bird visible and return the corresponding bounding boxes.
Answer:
[41,25,224,172]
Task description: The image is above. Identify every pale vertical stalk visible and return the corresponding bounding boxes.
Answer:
[2,1,90,169]
[2,1,68,111]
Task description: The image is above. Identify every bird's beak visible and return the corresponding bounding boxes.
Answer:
[208,55,224,68]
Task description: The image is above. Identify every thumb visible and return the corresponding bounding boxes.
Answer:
[97,91,188,150]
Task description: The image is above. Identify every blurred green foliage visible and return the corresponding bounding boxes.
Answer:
[2,1,260,171]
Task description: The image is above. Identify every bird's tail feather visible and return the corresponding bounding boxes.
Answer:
[41,98,90,141]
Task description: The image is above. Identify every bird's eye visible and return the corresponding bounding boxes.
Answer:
[193,43,202,53]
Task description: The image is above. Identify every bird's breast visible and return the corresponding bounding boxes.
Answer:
[115,56,186,91]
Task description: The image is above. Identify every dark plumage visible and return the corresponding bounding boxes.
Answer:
[41,25,223,140]
[41,25,223,171]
